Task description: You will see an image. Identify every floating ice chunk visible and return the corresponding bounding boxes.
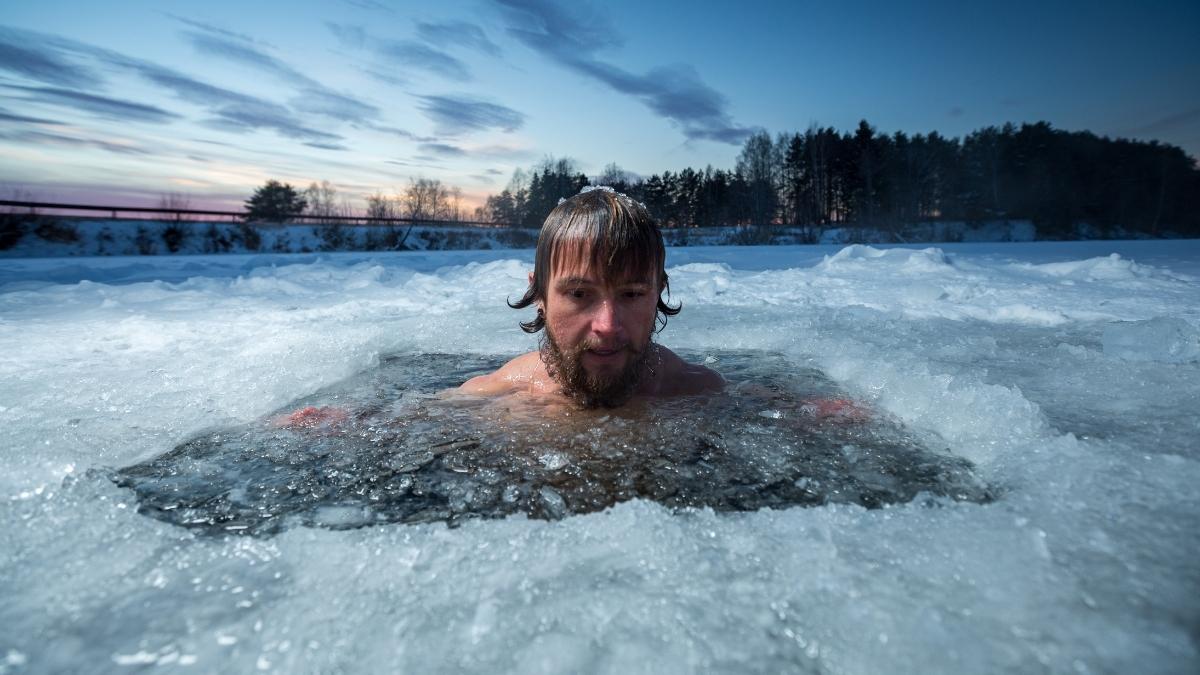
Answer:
[818,245,954,273]
[1102,317,1200,363]
[1017,253,1153,281]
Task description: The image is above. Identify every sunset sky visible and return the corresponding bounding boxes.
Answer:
[2,0,1197,212]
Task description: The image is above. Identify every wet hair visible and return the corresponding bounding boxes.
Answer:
[509,187,681,333]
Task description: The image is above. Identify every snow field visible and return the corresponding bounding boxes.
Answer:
[1,240,1198,673]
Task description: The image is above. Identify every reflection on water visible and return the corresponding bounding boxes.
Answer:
[112,351,993,535]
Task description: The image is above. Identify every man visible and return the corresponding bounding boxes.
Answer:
[459,187,723,407]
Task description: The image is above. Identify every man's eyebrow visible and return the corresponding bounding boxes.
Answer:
[555,276,596,287]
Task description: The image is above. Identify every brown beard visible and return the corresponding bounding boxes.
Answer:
[539,330,654,409]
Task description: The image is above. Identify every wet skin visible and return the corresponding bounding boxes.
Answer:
[458,260,724,402]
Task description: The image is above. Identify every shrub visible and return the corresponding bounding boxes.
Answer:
[495,227,536,248]
[727,225,775,245]
[134,226,157,254]
[203,224,232,253]
[34,218,79,244]
[237,223,261,251]
[315,223,347,251]
[161,223,188,253]
[95,227,115,255]
[0,213,26,250]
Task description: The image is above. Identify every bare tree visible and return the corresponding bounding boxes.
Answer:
[403,177,450,221]
[158,192,192,220]
[304,180,340,223]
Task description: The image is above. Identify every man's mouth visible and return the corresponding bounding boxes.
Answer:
[584,345,628,360]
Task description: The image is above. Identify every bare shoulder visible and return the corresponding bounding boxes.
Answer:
[653,346,725,396]
[457,351,547,396]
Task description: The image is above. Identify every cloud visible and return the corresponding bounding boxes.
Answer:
[106,58,346,143]
[0,106,61,125]
[378,41,471,81]
[181,29,385,125]
[0,26,343,144]
[168,15,264,46]
[948,106,965,118]
[416,20,502,56]
[367,124,438,142]
[0,28,100,88]
[418,142,468,157]
[0,128,149,155]
[359,66,407,87]
[2,84,180,123]
[304,141,349,151]
[326,22,368,50]
[342,0,395,12]
[183,31,319,88]
[417,94,525,135]
[291,89,381,124]
[490,0,753,144]
[1132,107,1200,136]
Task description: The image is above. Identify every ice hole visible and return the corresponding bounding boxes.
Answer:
[112,351,993,535]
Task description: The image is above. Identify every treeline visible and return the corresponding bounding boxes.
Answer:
[481,121,1200,238]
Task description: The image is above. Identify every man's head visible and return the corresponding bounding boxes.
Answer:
[509,187,680,407]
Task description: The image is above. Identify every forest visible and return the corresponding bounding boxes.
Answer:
[480,121,1200,239]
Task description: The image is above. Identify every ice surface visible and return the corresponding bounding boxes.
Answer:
[1102,317,1200,363]
[2,240,1199,673]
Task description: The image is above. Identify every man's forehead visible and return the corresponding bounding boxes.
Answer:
[548,242,656,285]
[549,257,654,285]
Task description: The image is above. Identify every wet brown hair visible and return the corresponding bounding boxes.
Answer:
[509,187,681,333]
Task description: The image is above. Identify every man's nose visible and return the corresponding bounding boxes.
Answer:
[590,299,621,335]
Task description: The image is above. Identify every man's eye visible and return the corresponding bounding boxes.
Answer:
[623,291,646,299]
[568,289,588,299]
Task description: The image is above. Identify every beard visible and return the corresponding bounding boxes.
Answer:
[539,330,654,409]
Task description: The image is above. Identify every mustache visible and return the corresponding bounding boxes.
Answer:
[578,339,641,354]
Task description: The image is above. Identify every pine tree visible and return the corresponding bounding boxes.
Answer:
[244,180,308,223]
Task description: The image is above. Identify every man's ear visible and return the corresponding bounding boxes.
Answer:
[527,271,534,286]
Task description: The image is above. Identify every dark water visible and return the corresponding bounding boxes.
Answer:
[112,351,993,535]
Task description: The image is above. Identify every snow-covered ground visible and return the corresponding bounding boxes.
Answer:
[1,216,1049,258]
[1,241,1198,673]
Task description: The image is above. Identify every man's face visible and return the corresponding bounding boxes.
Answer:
[539,251,659,407]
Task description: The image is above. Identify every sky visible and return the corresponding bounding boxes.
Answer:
[1,0,1197,213]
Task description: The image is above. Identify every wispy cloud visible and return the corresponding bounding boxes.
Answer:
[304,141,349,151]
[418,142,468,157]
[0,26,345,144]
[490,0,753,144]
[367,124,438,143]
[0,128,149,155]
[180,28,383,125]
[417,141,532,161]
[183,31,319,88]
[0,28,100,88]
[168,15,265,47]
[326,22,368,50]
[1131,107,1200,136]
[2,83,180,123]
[378,41,471,81]
[341,0,395,12]
[416,20,502,56]
[417,94,525,135]
[291,89,381,124]
[0,106,61,125]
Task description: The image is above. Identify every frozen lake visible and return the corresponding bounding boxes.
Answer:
[2,240,1198,673]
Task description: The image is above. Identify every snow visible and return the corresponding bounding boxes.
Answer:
[2,240,1199,673]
